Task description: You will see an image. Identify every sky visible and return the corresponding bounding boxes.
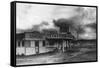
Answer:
[16,3,96,39]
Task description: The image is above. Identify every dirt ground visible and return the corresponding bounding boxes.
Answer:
[16,47,97,65]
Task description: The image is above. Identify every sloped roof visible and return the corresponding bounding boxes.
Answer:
[16,30,75,40]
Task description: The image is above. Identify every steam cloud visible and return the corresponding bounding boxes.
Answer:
[16,3,96,39]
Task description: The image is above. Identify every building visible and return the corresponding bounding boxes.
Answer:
[16,30,75,56]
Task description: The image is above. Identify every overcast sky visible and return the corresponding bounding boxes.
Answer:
[16,3,96,39]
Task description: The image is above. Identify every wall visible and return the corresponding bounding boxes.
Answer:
[0,0,99,68]
[16,40,54,55]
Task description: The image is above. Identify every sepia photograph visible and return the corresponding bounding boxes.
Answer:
[15,2,97,66]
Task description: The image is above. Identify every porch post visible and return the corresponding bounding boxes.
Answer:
[24,40,26,55]
[62,40,66,52]
[67,40,69,49]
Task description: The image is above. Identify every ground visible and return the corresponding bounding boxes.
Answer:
[16,46,97,65]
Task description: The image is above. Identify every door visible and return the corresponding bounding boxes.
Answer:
[35,41,39,54]
[30,41,35,54]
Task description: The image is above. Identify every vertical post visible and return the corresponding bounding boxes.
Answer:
[24,40,26,55]
[68,40,69,49]
[56,42,59,51]
[67,40,69,49]
[65,41,67,51]
[63,41,64,52]
[38,41,39,54]
[62,40,66,52]
[61,40,62,52]
[64,40,66,52]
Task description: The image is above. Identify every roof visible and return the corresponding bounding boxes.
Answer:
[16,33,24,40]
[16,31,75,40]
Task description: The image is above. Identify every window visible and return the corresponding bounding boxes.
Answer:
[22,41,24,47]
[43,41,45,46]
[24,40,30,47]
[17,41,20,47]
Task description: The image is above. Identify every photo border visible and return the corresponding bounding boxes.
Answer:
[10,1,98,67]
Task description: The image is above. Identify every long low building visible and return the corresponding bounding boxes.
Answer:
[16,30,75,56]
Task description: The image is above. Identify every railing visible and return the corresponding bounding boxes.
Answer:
[24,32,75,40]
[45,33,74,39]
